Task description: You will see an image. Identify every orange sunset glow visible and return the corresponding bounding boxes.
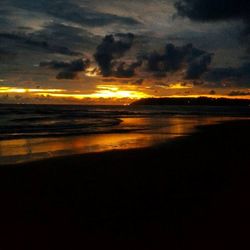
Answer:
[1,84,250,104]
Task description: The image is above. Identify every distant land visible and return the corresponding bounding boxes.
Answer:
[131,97,250,106]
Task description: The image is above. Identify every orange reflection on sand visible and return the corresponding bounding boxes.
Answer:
[0,133,157,164]
[0,139,33,156]
[0,116,246,165]
[121,117,197,135]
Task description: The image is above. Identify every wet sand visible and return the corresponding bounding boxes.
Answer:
[1,116,236,165]
[0,120,250,249]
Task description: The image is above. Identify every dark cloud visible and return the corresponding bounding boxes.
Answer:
[0,32,81,56]
[6,0,139,27]
[145,43,213,79]
[35,23,100,51]
[0,16,12,29]
[41,59,90,71]
[40,60,71,69]
[147,51,163,72]
[175,0,250,23]
[131,79,144,85]
[204,62,250,86]
[1,0,249,92]
[94,35,212,80]
[40,58,90,80]
[94,33,135,77]
[0,48,16,59]
[228,90,250,96]
[205,68,241,82]
[113,60,142,78]
[56,71,78,80]
[175,0,250,49]
[186,54,212,79]
[114,63,135,78]
[209,90,216,95]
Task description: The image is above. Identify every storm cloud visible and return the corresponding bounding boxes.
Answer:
[94,33,135,77]
[145,43,213,79]
[0,32,81,56]
[40,58,90,80]
[186,54,212,79]
[1,0,250,100]
[113,60,142,78]
[5,0,140,27]
[94,35,213,80]
[204,62,250,87]
[175,0,250,49]
[0,48,16,59]
[175,0,250,23]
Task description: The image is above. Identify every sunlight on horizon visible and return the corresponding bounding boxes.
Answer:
[1,85,250,104]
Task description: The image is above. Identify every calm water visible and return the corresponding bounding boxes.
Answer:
[0,104,250,165]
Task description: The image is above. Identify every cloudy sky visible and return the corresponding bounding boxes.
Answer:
[1,0,250,104]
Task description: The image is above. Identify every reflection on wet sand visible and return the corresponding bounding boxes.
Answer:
[0,116,246,165]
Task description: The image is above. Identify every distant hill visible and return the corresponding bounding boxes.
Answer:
[131,97,250,106]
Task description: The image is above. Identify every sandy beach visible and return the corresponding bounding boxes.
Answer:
[0,120,250,249]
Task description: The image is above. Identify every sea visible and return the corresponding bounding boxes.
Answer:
[0,104,250,165]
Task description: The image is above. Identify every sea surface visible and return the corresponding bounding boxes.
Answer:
[0,104,250,165]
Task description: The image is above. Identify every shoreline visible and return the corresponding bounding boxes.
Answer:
[0,118,248,167]
[0,119,250,249]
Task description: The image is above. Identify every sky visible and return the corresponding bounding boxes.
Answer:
[1,0,250,104]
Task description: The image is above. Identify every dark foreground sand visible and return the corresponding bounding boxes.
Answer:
[0,120,250,250]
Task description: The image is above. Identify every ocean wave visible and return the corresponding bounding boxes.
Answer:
[0,104,250,140]
[0,116,123,140]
